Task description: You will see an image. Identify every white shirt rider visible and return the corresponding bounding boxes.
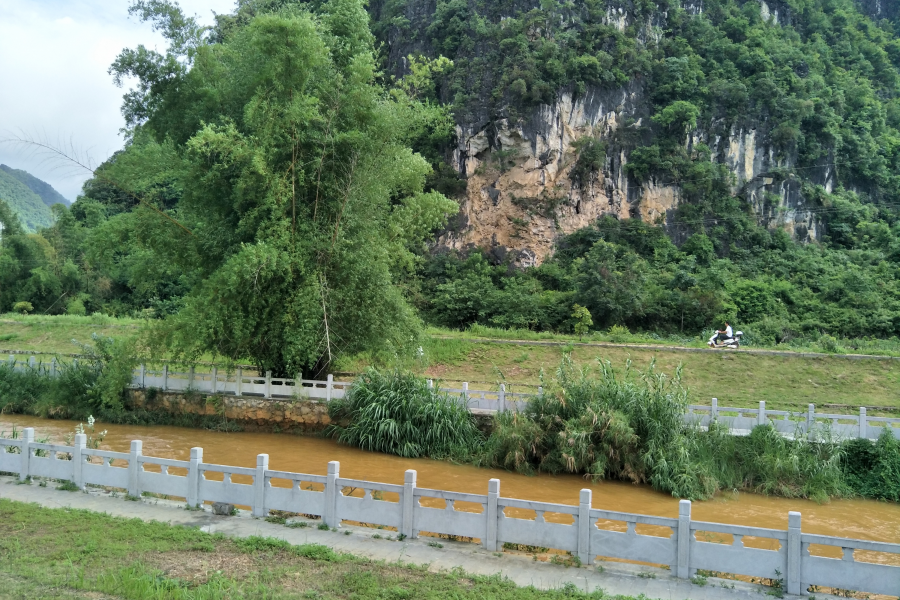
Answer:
[723,324,733,338]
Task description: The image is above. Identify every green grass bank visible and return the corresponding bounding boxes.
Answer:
[0,498,625,600]
[4,314,900,414]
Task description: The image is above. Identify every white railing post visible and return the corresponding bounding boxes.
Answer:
[19,427,34,482]
[484,478,500,551]
[211,366,218,394]
[807,404,815,440]
[265,371,272,399]
[427,379,434,389]
[326,374,334,401]
[859,407,867,439]
[462,382,469,404]
[188,366,195,390]
[187,447,203,508]
[677,499,691,579]
[711,397,718,420]
[499,383,507,412]
[402,469,417,539]
[50,358,57,377]
[72,433,86,489]
[128,440,142,497]
[140,363,146,388]
[578,488,592,565]
[758,401,766,427]
[29,356,36,369]
[72,358,78,370]
[162,364,169,392]
[7,355,13,367]
[236,367,243,396]
[787,511,802,595]
[324,460,339,528]
[253,454,269,517]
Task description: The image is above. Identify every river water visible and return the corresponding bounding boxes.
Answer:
[2,414,898,564]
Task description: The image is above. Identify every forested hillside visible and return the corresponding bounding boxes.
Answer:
[0,165,70,208]
[3,0,900,372]
[0,168,53,232]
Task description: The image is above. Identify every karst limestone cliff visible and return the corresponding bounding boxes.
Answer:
[441,84,822,266]
[430,1,826,266]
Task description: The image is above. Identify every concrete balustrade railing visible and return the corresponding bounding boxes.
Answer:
[1,428,898,596]
[8,356,900,440]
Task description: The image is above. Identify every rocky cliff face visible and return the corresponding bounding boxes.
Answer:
[372,0,840,264]
[443,86,823,266]
[443,85,655,266]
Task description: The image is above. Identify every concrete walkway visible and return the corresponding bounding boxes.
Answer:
[0,476,816,600]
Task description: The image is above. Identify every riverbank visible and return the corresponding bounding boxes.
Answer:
[0,479,856,600]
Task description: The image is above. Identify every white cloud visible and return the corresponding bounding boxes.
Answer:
[0,0,235,201]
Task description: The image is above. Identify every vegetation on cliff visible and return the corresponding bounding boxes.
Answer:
[419,210,900,346]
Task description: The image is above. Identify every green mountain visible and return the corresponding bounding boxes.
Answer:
[0,169,54,232]
[0,164,70,208]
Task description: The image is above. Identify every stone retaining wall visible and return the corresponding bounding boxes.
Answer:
[126,390,333,433]
[125,390,496,434]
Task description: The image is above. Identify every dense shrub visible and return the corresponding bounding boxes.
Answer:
[695,422,846,502]
[479,358,849,501]
[418,213,900,349]
[327,369,482,459]
[477,356,718,499]
[842,429,900,502]
[0,335,136,420]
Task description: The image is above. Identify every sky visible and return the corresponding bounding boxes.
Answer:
[0,0,236,202]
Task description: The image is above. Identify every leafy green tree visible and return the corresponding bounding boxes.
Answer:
[574,240,650,328]
[571,304,593,340]
[105,0,456,375]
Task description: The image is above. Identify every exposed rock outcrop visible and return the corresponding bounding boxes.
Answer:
[442,87,823,264]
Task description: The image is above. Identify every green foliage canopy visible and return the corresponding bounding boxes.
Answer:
[96,0,457,375]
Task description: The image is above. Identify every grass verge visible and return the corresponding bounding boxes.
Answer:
[6,314,900,413]
[0,498,621,600]
[396,337,900,413]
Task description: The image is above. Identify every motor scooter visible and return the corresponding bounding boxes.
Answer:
[707,331,743,349]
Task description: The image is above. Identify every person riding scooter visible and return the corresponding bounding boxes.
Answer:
[708,322,733,346]
[708,322,744,348]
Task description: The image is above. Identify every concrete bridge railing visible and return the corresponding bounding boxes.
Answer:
[1,428,899,596]
[7,355,900,440]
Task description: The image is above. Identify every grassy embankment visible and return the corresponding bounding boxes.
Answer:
[3,314,900,414]
[346,335,900,415]
[0,498,613,600]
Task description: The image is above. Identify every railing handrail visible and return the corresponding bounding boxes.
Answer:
[3,428,898,597]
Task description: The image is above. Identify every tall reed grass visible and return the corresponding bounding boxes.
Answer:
[327,368,482,459]
[477,356,720,498]
[477,357,872,501]
[326,361,898,501]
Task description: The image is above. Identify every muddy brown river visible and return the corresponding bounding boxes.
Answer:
[2,414,898,566]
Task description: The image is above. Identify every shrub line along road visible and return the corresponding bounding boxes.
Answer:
[0,476,816,600]
[432,336,900,361]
